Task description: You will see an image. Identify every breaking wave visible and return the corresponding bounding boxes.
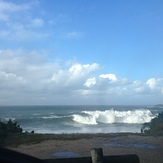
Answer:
[72,109,155,125]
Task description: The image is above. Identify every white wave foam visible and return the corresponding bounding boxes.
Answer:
[41,115,71,119]
[72,114,97,125]
[3,117,16,121]
[72,109,155,125]
[41,115,60,119]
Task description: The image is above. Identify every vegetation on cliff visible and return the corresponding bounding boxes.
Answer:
[0,119,23,136]
[141,112,163,135]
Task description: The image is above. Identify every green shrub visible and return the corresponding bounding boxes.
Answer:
[141,112,163,134]
[0,119,23,137]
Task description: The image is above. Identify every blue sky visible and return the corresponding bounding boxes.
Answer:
[0,0,163,105]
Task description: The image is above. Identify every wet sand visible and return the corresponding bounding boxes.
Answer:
[10,134,163,163]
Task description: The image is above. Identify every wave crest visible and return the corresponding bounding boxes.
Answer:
[72,109,155,125]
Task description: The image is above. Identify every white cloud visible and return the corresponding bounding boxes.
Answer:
[146,78,157,89]
[0,48,163,105]
[0,70,25,89]
[99,73,117,82]
[50,63,99,88]
[0,0,50,41]
[84,78,96,87]
[69,63,99,76]
[0,1,83,42]
[146,78,163,94]
[133,87,145,93]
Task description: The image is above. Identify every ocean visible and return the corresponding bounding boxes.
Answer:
[0,105,162,134]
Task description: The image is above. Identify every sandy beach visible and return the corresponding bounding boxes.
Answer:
[9,134,163,163]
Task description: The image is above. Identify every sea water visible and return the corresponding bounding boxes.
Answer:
[0,105,162,134]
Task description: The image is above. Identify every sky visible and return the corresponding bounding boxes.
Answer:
[0,0,163,105]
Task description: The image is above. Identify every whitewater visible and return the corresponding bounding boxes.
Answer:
[0,105,162,134]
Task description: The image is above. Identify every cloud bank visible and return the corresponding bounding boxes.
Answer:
[0,49,162,105]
